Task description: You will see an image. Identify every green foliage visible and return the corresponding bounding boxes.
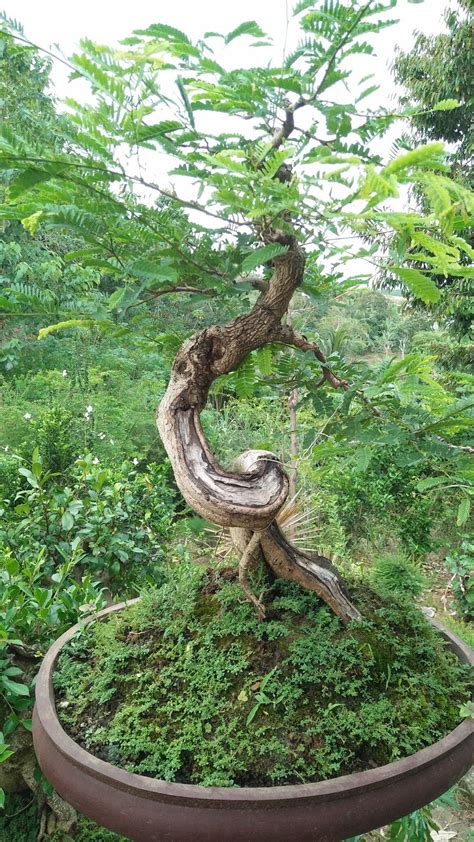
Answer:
[392,1,474,335]
[393,2,472,154]
[322,448,435,553]
[1,450,177,592]
[391,267,440,305]
[0,793,126,841]
[30,406,84,474]
[0,1,472,338]
[371,553,426,598]
[445,540,474,620]
[0,546,104,656]
[53,567,471,788]
[0,792,38,840]
[74,816,127,842]
[0,6,471,553]
[0,542,106,809]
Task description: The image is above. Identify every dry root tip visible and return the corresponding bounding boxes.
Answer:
[238,530,266,621]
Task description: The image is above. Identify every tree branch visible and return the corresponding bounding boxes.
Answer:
[126,285,214,310]
[275,325,382,417]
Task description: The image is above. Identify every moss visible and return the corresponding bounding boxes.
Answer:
[54,565,472,788]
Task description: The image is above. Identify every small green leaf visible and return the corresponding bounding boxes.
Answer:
[18,468,39,489]
[241,244,288,272]
[384,143,444,175]
[133,23,191,43]
[176,77,195,129]
[2,678,29,697]
[225,21,265,44]
[460,700,474,719]
[456,497,470,527]
[61,511,75,531]
[21,210,43,235]
[38,319,95,339]
[416,476,446,492]
[432,99,461,111]
[355,448,371,472]
[108,288,127,310]
[392,267,441,304]
[128,259,179,285]
[9,169,53,200]
[246,703,260,726]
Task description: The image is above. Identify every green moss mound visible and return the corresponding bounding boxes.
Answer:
[54,566,472,788]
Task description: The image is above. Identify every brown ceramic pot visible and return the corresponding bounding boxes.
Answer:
[33,602,473,842]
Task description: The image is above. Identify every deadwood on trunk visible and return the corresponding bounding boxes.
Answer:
[156,238,361,623]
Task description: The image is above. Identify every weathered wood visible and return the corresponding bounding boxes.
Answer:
[156,240,360,623]
[260,524,361,622]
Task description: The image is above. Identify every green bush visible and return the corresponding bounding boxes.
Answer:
[371,553,427,598]
[0,454,22,505]
[1,450,177,593]
[30,406,86,474]
[0,543,106,810]
[328,449,434,554]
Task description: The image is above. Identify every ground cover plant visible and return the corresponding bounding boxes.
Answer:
[53,565,471,788]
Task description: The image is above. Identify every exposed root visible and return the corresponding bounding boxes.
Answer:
[36,806,47,842]
[260,524,361,623]
[238,531,266,620]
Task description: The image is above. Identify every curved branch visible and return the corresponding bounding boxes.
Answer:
[156,241,360,623]
[276,325,382,416]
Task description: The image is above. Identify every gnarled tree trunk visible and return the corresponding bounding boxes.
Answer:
[156,238,360,623]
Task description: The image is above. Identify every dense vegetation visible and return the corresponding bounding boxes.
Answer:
[0,0,472,838]
[54,567,471,787]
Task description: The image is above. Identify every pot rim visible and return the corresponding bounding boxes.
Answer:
[34,599,474,809]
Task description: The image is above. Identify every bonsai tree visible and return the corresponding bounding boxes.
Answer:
[1,1,473,621]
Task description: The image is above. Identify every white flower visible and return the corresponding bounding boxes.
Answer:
[85,405,93,414]
[92,457,99,465]
[4,445,9,452]
[23,413,32,421]
[132,457,139,466]
[98,432,106,440]
[62,370,68,377]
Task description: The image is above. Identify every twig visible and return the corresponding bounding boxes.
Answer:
[5,796,36,819]
[126,285,214,310]
[239,531,265,620]
[275,324,382,417]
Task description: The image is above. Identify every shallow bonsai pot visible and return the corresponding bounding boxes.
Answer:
[33,601,473,842]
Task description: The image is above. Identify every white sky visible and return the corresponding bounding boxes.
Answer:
[3,0,448,108]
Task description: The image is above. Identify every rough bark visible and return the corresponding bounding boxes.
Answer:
[286,305,298,538]
[156,238,360,623]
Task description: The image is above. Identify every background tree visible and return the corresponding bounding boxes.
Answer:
[392,0,473,334]
[0,1,473,623]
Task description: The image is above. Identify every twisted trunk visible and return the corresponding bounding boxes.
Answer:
[156,239,360,623]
